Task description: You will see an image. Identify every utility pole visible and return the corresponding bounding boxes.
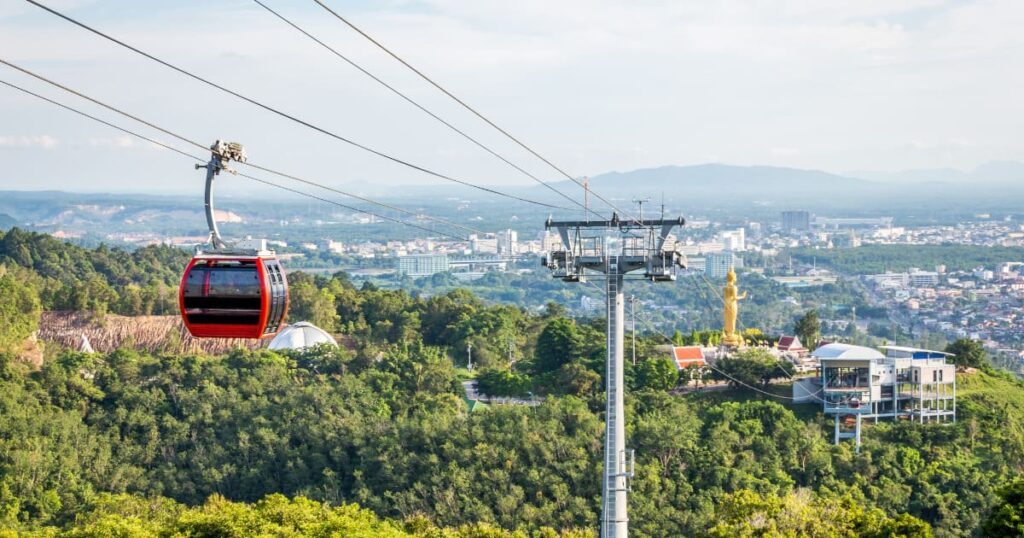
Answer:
[632,198,651,222]
[467,342,473,372]
[543,213,686,538]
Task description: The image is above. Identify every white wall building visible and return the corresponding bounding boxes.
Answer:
[719,229,746,252]
[810,343,956,449]
[705,251,743,278]
[497,229,518,256]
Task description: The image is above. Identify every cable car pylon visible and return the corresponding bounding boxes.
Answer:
[179,141,289,339]
[543,213,686,538]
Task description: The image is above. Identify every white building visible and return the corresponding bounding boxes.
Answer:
[719,229,746,252]
[470,233,498,254]
[497,229,518,256]
[908,268,939,287]
[397,254,450,276]
[268,322,338,351]
[810,343,955,449]
[705,251,743,278]
[539,231,562,253]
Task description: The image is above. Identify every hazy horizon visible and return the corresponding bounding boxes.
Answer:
[2,0,1022,195]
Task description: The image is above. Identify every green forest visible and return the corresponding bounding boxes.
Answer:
[788,244,1023,274]
[2,230,1024,536]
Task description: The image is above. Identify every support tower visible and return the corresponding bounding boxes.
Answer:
[543,213,686,538]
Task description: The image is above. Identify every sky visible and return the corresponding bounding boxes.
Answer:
[0,0,1022,195]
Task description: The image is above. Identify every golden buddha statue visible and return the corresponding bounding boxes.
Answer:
[722,268,746,348]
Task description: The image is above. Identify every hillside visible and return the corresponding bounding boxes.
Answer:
[3,234,1024,536]
[2,343,1023,536]
[37,311,261,355]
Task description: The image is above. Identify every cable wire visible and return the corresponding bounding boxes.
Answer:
[311,0,641,221]
[0,57,485,237]
[23,0,569,211]
[252,0,596,219]
[0,77,469,242]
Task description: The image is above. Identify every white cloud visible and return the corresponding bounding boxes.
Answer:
[0,0,1021,192]
[0,134,58,149]
[87,135,136,148]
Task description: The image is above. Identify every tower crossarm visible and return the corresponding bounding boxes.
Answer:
[543,213,686,281]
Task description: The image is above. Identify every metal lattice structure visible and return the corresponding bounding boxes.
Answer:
[543,214,686,538]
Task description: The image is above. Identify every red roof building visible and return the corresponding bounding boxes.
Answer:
[777,335,808,354]
[671,346,706,370]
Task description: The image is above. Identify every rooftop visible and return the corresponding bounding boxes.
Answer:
[813,343,885,360]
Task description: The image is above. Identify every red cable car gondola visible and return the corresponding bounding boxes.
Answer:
[178,141,289,339]
[179,253,288,339]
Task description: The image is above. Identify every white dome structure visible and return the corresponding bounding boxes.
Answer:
[267,322,338,351]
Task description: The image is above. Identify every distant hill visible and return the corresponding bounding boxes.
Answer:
[0,213,16,230]
[849,160,1024,185]
[543,161,1024,210]
[591,163,866,190]
[550,163,874,204]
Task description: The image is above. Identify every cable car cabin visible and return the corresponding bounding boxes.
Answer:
[179,255,289,339]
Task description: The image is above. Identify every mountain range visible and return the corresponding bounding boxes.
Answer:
[546,161,1024,208]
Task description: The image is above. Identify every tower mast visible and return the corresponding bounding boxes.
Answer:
[543,214,686,538]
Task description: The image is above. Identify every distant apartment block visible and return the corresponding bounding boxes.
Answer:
[539,231,562,253]
[396,253,450,276]
[813,216,894,229]
[470,233,499,255]
[704,251,743,278]
[865,269,939,288]
[802,344,955,449]
[496,229,518,256]
[781,210,811,232]
[719,228,746,251]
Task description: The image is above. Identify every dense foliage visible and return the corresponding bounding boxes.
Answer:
[4,339,1024,536]
[0,271,41,354]
[0,228,188,317]
[789,244,1023,274]
[1,234,1023,536]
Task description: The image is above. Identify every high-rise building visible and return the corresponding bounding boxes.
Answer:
[497,229,518,256]
[719,228,746,251]
[705,251,743,278]
[469,233,498,254]
[396,254,450,276]
[539,231,562,253]
[782,210,811,232]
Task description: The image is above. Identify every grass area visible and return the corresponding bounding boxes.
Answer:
[956,369,1024,421]
[680,381,823,422]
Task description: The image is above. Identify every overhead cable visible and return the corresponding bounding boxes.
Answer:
[23,0,569,211]
[0,57,484,237]
[252,0,596,219]
[311,0,638,221]
[0,77,469,241]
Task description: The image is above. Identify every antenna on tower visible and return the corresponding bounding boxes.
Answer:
[632,197,651,222]
[584,176,590,222]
